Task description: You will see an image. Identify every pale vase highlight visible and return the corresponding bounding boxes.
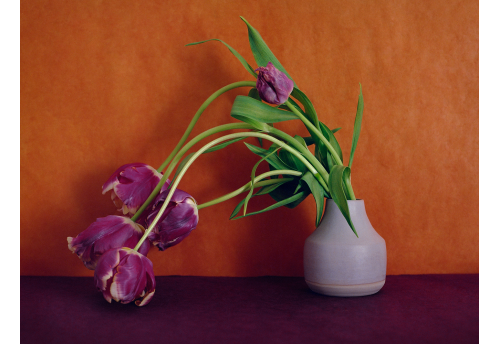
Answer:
[303,199,387,297]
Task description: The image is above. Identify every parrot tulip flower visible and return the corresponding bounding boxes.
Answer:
[68,215,150,270]
[102,163,166,215]
[255,62,294,105]
[94,247,156,306]
[146,188,199,251]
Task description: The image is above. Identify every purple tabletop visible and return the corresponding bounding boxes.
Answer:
[21,274,478,343]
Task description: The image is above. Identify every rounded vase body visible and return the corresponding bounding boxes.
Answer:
[304,199,386,297]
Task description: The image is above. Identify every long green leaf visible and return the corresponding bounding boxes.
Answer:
[231,114,268,131]
[290,87,319,129]
[186,39,257,78]
[278,149,307,173]
[231,96,299,124]
[300,171,326,226]
[240,17,296,87]
[232,191,306,220]
[294,135,308,148]
[328,166,358,237]
[244,148,279,215]
[303,127,340,145]
[269,178,310,209]
[348,84,364,169]
[244,143,291,171]
[229,178,291,219]
[203,137,247,153]
[320,122,343,164]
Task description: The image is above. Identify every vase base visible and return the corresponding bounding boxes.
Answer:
[305,279,385,297]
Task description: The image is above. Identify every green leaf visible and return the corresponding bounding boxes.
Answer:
[290,88,319,129]
[240,17,297,87]
[278,149,307,173]
[231,96,299,124]
[300,171,326,227]
[229,178,291,219]
[232,191,307,220]
[247,88,261,101]
[203,137,247,153]
[186,39,257,78]
[328,166,358,237]
[269,178,310,209]
[244,143,291,171]
[255,179,291,195]
[231,115,269,131]
[319,122,343,164]
[243,148,279,215]
[314,122,343,172]
[303,127,341,146]
[348,84,364,169]
[293,135,308,148]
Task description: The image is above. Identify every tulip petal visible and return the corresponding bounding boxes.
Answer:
[110,252,146,304]
[102,163,163,215]
[94,248,121,293]
[69,216,149,270]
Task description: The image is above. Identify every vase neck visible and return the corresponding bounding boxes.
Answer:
[324,199,367,219]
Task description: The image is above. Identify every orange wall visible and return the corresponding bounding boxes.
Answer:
[21,0,478,276]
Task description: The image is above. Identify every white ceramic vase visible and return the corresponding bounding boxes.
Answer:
[303,199,386,297]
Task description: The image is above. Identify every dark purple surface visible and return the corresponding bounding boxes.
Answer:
[21,274,478,343]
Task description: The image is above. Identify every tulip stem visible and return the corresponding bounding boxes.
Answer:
[283,99,355,200]
[267,127,330,193]
[130,123,254,222]
[134,132,323,251]
[157,81,257,173]
[197,170,301,210]
[284,99,343,166]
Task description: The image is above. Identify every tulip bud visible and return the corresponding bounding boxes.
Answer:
[146,188,199,251]
[255,62,294,105]
[94,247,156,306]
[102,163,167,215]
[68,215,150,270]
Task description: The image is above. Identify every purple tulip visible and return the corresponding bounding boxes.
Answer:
[255,62,294,105]
[94,247,156,306]
[102,163,167,215]
[67,215,150,270]
[146,188,199,251]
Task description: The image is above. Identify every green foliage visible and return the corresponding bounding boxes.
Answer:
[328,166,358,237]
[348,84,364,169]
[231,96,299,126]
[240,17,296,87]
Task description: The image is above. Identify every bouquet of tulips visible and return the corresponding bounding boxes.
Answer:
[68,17,364,306]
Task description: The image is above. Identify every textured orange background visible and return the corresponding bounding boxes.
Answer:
[21,0,478,277]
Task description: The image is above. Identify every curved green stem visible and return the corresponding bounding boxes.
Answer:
[131,123,254,222]
[134,132,322,251]
[284,99,343,166]
[267,126,330,190]
[157,81,256,172]
[197,170,301,210]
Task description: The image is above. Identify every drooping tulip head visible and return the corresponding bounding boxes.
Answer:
[255,62,294,105]
[146,188,199,251]
[102,163,167,215]
[94,247,156,306]
[68,215,150,270]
